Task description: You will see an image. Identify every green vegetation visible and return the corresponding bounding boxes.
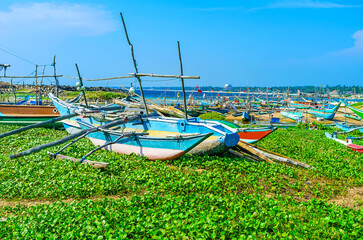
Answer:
[351,102,363,109]
[61,91,126,101]
[199,112,226,121]
[0,125,362,238]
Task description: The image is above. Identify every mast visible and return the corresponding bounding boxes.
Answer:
[120,12,149,116]
[75,63,89,108]
[177,41,188,120]
[53,55,59,97]
[35,65,38,105]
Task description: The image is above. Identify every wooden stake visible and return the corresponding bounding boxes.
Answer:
[48,152,109,169]
[10,115,141,159]
[236,141,275,164]
[53,55,59,97]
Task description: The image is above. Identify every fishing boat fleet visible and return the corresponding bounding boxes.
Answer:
[0,13,361,167]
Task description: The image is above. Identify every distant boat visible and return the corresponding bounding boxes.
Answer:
[309,103,340,120]
[309,102,341,114]
[281,111,303,121]
[325,132,363,153]
[290,101,310,109]
[334,121,363,133]
[345,103,363,120]
[343,113,362,121]
[310,111,336,120]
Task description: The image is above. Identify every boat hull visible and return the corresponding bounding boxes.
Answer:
[0,105,60,117]
[0,104,62,127]
[79,121,212,161]
[89,137,186,161]
[50,94,240,155]
[238,128,275,143]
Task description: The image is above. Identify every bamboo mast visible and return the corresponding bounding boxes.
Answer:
[75,63,89,108]
[10,78,16,104]
[120,12,149,116]
[177,41,188,120]
[53,55,59,97]
[35,65,38,105]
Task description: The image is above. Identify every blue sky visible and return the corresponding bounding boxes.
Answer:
[0,0,363,88]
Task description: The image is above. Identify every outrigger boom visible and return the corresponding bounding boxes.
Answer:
[128,73,200,79]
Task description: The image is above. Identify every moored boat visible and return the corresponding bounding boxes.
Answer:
[281,111,303,121]
[50,93,240,155]
[325,132,363,153]
[78,120,212,161]
[0,104,62,127]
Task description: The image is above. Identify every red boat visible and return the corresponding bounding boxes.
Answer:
[238,127,277,143]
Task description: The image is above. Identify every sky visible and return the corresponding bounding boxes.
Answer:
[0,0,363,88]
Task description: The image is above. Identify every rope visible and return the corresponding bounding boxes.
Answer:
[0,45,37,66]
[64,75,133,81]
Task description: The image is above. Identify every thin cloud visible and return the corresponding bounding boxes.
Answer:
[0,2,119,37]
[333,29,363,56]
[194,7,244,12]
[251,0,362,11]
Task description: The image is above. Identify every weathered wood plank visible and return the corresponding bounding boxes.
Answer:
[48,152,109,169]
[237,141,275,164]
[10,115,141,159]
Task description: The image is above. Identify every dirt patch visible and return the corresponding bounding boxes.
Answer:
[328,187,363,209]
[0,195,124,208]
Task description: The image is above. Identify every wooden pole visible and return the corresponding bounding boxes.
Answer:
[75,63,89,108]
[48,152,109,169]
[120,12,149,116]
[0,113,78,139]
[236,141,275,164]
[128,73,200,79]
[177,41,188,120]
[35,65,38,105]
[2,75,63,78]
[53,55,59,97]
[10,78,16,104]
[40,65,46,104]
[10,115,141,159]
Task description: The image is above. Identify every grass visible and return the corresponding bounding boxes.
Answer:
[0,125,362,238]
[351,102,363,109]
[61,91,126,101]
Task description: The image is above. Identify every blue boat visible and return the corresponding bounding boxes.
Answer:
[49,93,240,155]
[334,121,363,133]
[77,120,212,161]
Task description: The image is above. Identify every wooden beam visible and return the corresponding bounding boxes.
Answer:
[48,152,109,169]
[10,115,141,159]
[1,75,63,78]
[236,141,275,164]
[129,73,200,79]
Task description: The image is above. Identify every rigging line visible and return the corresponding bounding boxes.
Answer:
[63,75,133,81]
[0,46,37,66]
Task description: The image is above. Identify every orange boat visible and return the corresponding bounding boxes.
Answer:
[0,105,61,127]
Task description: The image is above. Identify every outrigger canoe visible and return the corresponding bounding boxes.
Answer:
[334,122,363,133]
[50,93,240,155]
[280,111,303,121]
[78,120,212,161]
[325,132,363,153]
[0,104,62,127]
